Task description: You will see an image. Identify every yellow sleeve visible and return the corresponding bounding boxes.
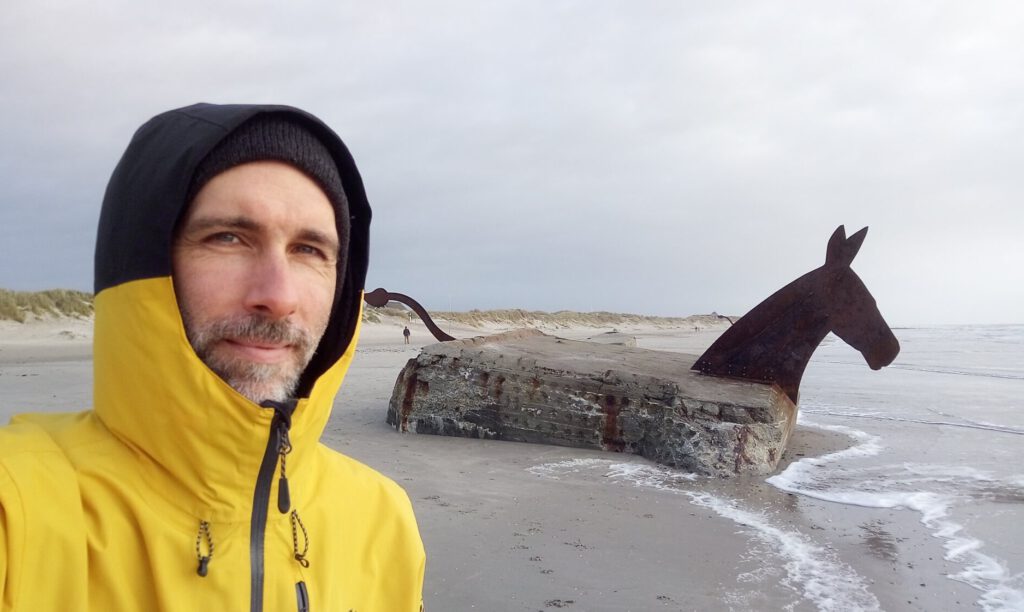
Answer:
[1,465,13,612]
[0,422,89,611]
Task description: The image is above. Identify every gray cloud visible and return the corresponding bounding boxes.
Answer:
[2,1,1022,324]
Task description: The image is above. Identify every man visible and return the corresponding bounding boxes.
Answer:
[0,104,425,610]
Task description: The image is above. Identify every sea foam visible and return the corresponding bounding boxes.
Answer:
[685,491,881,612]
[769,420,1024,611]
[529,457,881,611]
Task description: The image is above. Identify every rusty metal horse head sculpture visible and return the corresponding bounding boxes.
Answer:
[692,225,900,404]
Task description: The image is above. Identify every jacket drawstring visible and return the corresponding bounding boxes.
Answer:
[275,406,311,569]
[291,510,310,567]
[192,403,310,580]
[196,520,214,577]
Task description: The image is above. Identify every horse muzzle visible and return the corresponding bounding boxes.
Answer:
[865,334,901,370]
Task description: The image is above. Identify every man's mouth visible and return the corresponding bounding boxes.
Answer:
[222,338,295,363]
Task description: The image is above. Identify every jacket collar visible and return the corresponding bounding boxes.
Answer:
[92,277,359,522]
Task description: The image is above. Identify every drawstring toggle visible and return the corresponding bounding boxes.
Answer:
[195,520,214,577]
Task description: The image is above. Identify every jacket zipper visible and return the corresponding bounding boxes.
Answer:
[251,400,297,612]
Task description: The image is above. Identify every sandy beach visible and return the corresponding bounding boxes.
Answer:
[0,315,1008,611]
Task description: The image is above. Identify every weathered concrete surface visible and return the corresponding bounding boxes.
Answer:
[386,329,797,477]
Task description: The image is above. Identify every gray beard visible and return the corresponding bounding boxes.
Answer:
[182,313,324,403]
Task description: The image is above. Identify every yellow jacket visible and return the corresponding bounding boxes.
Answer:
[0,104,425,611]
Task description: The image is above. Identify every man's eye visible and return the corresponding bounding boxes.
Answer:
[210,232,240,244]
[296,244,327,259]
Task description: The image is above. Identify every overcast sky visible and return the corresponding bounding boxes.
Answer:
[2,1,1022,325]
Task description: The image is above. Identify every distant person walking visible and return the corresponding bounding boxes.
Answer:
[403,326,411,344]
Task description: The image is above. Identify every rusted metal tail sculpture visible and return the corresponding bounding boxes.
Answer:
[364,288,456,342]
[692,225,900,404]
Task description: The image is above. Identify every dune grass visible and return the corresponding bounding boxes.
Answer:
[373,306,729,329]
[1,288,725,330]
[0,289,95,322]
[362,306,415,324]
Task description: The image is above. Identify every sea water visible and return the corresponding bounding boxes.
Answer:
[530,325,1024,611]
[781,325,1024,611]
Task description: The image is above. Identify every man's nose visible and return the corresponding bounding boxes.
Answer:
[244,252,299,319]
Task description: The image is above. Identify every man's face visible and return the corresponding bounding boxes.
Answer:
[172,160,339,403]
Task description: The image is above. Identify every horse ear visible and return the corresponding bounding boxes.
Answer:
[840,226,868,266]
[825,225,847,266]
[825,226,868,267]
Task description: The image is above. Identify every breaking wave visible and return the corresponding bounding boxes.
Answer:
[769,421,1024,611]
[529,458,881,611]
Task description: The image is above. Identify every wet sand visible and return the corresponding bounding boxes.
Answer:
[1,318,975,611]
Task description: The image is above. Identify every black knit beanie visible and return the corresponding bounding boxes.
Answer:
[186,115,351,269]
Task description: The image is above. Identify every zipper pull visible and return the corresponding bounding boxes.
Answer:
[277,419,292,513]
[278,474,291,513]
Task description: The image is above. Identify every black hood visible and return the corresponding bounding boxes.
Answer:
[95,103,371,396]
